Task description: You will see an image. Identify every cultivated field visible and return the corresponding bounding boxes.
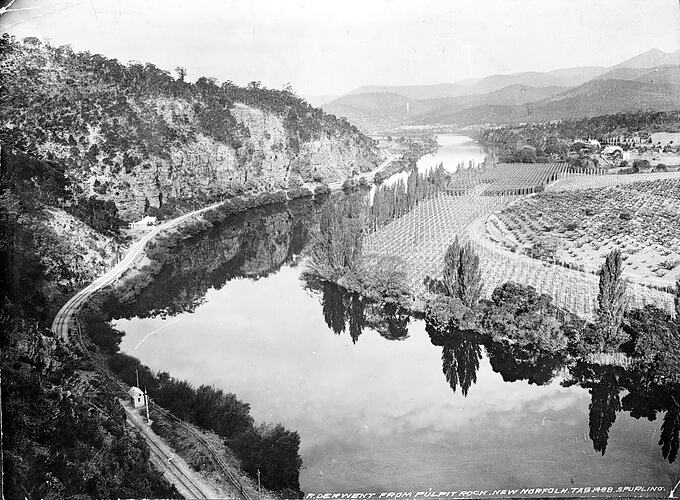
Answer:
[362,165,678,318]
[545,170,680,192]
[363,187,514,293]
[478,162,568,194]
[491,177,680,288]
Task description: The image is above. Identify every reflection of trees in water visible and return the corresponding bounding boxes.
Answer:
[564,362,680,462]
[426,320,482,397]
[377,302,410,340]
[661,408,680,463]
[321,280,346,335]
[306,277,409,344]
[485,342,565,386]
[621,372,680,464]
[114,198,320,319]
[441,331,482,397]
[321,280,368,343]
[587,368,621,455]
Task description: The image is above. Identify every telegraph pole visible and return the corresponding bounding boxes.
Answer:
[257,468,261,494]
[144,386,152,426]
[135,368,139,388]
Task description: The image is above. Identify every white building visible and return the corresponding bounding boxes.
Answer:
[128,386,145,408]
[130,216,158,230]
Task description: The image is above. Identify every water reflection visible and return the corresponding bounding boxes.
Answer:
[115,198,322,319]
[485,342,565,387]
[303,276,410,343]
[111,189,680,491]
[440,331,482,397]
[621,375,680,464]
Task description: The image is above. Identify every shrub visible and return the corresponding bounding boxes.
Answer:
[623,305,680,384]
[481,283,570,352]
[424,295,471,331]
[355,254,409,301]
[230,424,303,494]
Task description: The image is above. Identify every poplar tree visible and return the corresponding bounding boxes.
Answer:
[442,236,483,309]
[596,249,629,350]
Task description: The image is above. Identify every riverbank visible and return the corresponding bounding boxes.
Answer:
[66,194,320,497]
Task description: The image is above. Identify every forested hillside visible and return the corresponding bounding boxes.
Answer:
[0,34,378,221]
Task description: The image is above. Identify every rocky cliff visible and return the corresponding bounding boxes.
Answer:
[1,35,379,221]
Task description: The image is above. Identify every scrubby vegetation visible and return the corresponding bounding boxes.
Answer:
[1,34,371,169]
[1,168,177,497]
[106,352,303,496]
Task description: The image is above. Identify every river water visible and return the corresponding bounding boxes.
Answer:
[377,134,486,190]
[416,134,486,173]
[112,138,677,494]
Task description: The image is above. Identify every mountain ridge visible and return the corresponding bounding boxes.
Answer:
[323,48,680,130]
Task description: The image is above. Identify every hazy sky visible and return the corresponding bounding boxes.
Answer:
[2,0,679,96]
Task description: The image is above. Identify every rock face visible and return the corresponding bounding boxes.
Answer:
[36,99,377,222]
[1,38,379,222]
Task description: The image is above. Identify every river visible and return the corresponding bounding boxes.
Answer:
[111,139,676,494]
[416,134,486,173]
[376,134,486,190]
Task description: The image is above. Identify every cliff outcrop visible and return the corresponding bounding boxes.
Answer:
[1,35,379,222]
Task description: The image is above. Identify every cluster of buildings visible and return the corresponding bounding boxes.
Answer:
[570,131,680,168]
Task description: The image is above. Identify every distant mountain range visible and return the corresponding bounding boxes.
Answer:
[322,49,680,131]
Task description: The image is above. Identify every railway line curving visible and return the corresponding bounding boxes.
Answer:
[51,200,255,500]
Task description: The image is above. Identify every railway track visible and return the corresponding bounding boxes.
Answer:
[51,200,225,340]
[125,410,211,499]
[51,201,255,499]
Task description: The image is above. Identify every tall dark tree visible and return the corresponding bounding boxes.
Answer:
[596,249,629,351]
[442,236,483,308]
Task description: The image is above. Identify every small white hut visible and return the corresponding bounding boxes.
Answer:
[128,386,145,409]
[130,216,158,230]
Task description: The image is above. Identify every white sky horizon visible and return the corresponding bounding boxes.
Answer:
[2,0,679,97]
